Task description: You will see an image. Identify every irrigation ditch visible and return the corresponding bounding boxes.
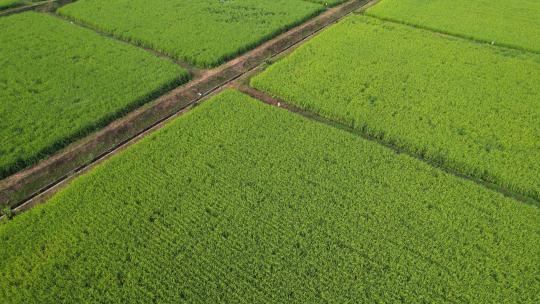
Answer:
[0,0,372,217]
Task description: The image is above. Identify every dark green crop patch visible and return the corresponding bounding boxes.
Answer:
[366,0,540,53]
[0,0,44,10]
[0,90,538,303]
[0,0,19,9]
[0,12,188,179]
[58,0,325,68]
[251,16,540,201]
[0,204,13,220]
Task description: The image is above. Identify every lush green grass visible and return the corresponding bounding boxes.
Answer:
[1,89,538,303]
[367,0,540,52]
[0,12,188,179]
[58,0,324,68]
[251,16,540,201]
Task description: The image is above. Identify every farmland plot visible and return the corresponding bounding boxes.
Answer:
[0,12,188,179]
[251,16,540,201]
[0,0,42,10]
[0,0,19,9]
[367,0,540,52]
[1,90,538,303]
[58,0,325,68]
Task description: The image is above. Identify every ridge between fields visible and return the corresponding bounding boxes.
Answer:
[233,84,540,209]
[46,12,203,76]
[363,14,540,56]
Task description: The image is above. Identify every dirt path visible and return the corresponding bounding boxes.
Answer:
[0,0,372,216]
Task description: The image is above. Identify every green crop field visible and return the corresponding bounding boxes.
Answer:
[367,0,540,53]
[58,0,324,68]
[0,12,188,179]
[310,0,347,6]
[0,0,22,9]
[0,0,41,10]
[1,90,538,303]
[1,0,539,302]
[251,16,540,201]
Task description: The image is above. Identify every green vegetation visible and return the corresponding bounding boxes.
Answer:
[0,12,188,179]
[0,0,43,10]
[58,0,324,68]
[0,204,13,220]
[1,90,539,303]
[367,0,540,52]
[251,16,540,201]
[0,0,20,9]
[309,0,347,6]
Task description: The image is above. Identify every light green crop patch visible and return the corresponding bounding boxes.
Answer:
[1,90,538,303]
[0,12,188,178]
[251,15,540,201]
[58,0,324,68]
[367,0,540,53]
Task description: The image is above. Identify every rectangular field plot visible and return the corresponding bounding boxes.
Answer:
[58,0,324,68]
[0,12,188,179]
[367,0,540,52]
[251,16,540,201]
[1,90,538,303]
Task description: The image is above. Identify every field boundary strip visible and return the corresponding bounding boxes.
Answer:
[0,0,372,217]
[364,14,540,56]
[57,0,329,68]
[3,1,202,75]
[232,84,540,208]
[0,88,226,220]
[45,11,203,77]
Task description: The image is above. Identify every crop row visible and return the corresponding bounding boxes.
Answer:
[366,0,540,53]
[1,90,538,303]
[58,0,330,68]
[251,16,540,201]
[0,12,188,179]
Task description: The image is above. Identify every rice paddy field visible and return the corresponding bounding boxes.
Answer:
[0,0,42,10]
[0,0,19,9]
[1,0,539,302]
[367,0,540,53]
[58,0,325,67]
[1,90,539,303]
[0,12,188,179]
[252,16,540,201]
